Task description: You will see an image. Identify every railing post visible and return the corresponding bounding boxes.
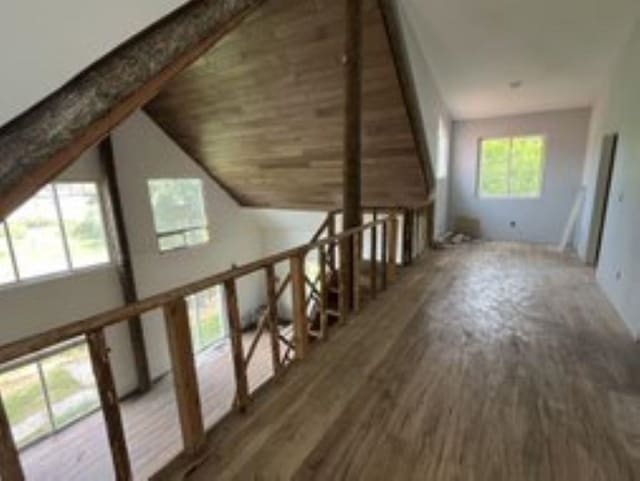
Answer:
[0,393,24,481]
[163,298,206,453]
[370,223,378,298]
[427,202,435,249]
[388,213,398,283]
[318,246,329,340]
[265,265,283,377]
[402,208,414,265]
[290,253,310,359]
[381,220,388,290]
[338,238,350,323]
[223,280,250,411]
[352,232,361,312]
[86,329,132,481]
[328,212,337,274]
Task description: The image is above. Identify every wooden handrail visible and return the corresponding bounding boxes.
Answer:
[0,213,420,481]
[309,214,331,243]
[0,218,389,363]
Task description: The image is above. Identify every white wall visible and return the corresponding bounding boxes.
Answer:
[0,149,137,396]
[575,20,640,337]
[398,2,453,238]
[253,209,327,256]
[0,0,189,127]
[112,111,265,379]
[449,108,590,244]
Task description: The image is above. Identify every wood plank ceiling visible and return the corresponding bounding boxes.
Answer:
[146,0,429,210]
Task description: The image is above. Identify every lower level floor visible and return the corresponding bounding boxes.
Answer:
[167,242,640,481]
[18,332,273,480]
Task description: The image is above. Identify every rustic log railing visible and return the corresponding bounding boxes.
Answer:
[0,212,416,481]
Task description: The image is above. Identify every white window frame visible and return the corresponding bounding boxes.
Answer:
[0,337,101,450]
[0,182,112,288]
[477,135,547,199]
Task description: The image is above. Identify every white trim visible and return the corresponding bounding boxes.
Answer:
[0,181,115,291]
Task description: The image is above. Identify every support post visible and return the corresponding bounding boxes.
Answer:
[100,137,151,393]
[223,280,250,410]
[163,298,206,453]
[265,265,283,377]
[290,254,310,359]
[87,329,132,481]
[342,0,364,310]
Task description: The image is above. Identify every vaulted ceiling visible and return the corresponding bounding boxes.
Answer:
[146,0,430,209]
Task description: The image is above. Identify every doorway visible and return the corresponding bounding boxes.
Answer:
[588,133,618,266]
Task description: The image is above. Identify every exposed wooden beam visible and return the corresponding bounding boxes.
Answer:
[0,0,266,221]
[343,0,364,230]
[342,0,364,311]
[99,137,151,393]
[378,0,436,193]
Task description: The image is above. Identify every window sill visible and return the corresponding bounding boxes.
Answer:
[0,262,117,294]
[477,195,542,200]
[157,239,211,256]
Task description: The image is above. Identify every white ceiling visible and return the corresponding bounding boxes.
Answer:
[0,0,189,127]
[402,0,640,120]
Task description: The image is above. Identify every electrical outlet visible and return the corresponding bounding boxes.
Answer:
[616,270,622,281]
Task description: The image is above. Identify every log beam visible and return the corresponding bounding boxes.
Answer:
[0,0,265,221]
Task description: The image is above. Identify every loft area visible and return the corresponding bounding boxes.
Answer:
[1,0,640,480]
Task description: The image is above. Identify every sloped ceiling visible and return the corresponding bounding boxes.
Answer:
[146,0,429,209]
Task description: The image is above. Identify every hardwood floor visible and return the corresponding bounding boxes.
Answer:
[160,243,640,481]
[18,333,273,481]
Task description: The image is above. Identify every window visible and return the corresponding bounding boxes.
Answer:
[0,341,100,448]
[57,183,110,269]
[147,179,209,252]
[0,183,110,286]
[0,225,16,285]
[478,135,546,198]
[186,287,226,352]
[437,117,449,179]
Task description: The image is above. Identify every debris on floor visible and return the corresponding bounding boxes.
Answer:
[437,231,477,248]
